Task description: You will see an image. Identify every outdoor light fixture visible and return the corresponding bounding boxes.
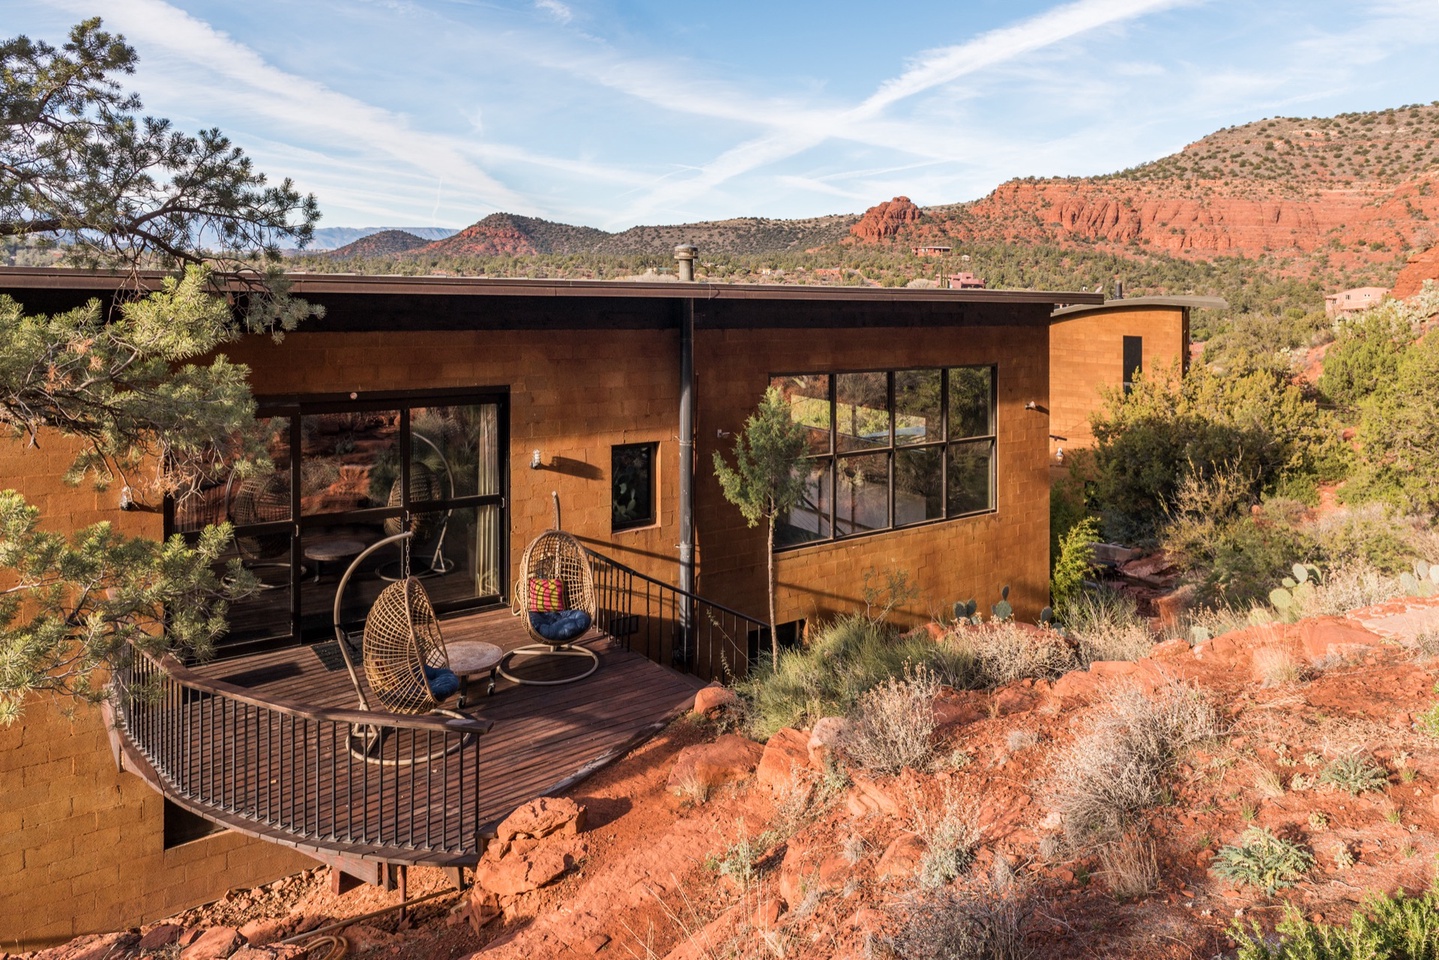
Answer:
[1024,401,1037,410]
[530,449,543,469]
[715,428,732,439]
[118,485,136,511]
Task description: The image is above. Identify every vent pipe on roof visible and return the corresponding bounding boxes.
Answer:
[674,244,697,282]
[1114,280,1124,300]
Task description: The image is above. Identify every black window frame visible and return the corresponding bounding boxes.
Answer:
[1122,335,1143,393]
[770,366,996,552]
[611,441,659,531]
[164,385,510,656]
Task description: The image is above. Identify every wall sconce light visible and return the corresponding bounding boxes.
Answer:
[715,428,732,440]
[530,449,543,470]
[119,485,136,511]
[1024,401,1037,410]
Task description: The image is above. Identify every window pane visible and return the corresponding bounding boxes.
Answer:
[948,367,993,439]
[894,447,943,525]
[947,440,994,516]
[769,375,832,455]
[411,404,501,498]
[416,505,504,607]
[176,416,291,535]
[894,370,941,446]
[612,443,656,530]
[777,460,832,547]
[217,531,294,645]
[836,372,889,453]
[300,411,400,514]
[836,454,890,535]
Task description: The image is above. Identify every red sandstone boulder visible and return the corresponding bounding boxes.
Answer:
[667,734,764,794]
[1298,617,1385,664]
[495,796,586,843]
[778,836,852,906]
[180,927,240,960]
[474,835,588,897]
[875,832,926,881]
[845,775,904,818]
[757,727,812,793]
[849,197,923,242]
[692,683,740,717]
[139,925,185,950]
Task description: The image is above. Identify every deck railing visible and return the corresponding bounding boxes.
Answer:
[116,651,490,858]
[585,548,765,682]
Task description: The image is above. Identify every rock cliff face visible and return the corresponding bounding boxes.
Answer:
[1392,244,1439,298]
[946,176,1439,268]
[849,196,924,242]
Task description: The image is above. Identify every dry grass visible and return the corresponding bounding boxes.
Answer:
[889,860,1034,960]
[1063,590,1156,665]
[1049,686,1221,846]
[843,665,942,775]
[1098,830,1160,900]
[946,622,1078,689]
[1252,646,1306,687]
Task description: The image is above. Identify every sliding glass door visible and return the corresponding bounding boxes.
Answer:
[170,388,509,656]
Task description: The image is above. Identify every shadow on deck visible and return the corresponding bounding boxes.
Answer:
[111,607,705,879]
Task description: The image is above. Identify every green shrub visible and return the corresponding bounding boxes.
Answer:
[1349,332,1439,516]
[734,615,978,741]
[1051,515,1100,616]
[1211,827,1314,895]
[1319,753,1388,795]
[1233,885,1439,958]
[1091,363,1342,545]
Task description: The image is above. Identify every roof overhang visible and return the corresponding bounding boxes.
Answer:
[1050,295,1227,320]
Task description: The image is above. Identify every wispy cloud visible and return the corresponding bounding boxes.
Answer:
[608,0,1193,225]
[534,0,574,25]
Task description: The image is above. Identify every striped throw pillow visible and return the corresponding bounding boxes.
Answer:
[528,578,567,612]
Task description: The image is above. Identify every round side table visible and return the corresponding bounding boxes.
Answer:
[447,640,504,706]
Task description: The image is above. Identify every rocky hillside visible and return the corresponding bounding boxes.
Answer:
[854,104,1439,277]
[328,230,431,259]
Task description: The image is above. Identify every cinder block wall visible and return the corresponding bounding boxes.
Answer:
[694,303,1053,629]
[0,439,314,952]
[1048,305,1187,453]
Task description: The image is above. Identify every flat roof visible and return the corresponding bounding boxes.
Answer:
[1050,295,1227,319]
[0,266,1102,307]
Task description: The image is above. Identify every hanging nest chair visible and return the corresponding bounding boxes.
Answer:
[331,532,490,764]
[501,493,599,686]
[225,470,302,586]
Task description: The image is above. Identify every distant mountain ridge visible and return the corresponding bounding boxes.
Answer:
[304,226,458,251]
[294,103,1439,287]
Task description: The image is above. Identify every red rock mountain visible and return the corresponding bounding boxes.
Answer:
[328,230,430,259]
[1393,245,1439,298]
[851,105,1439,277]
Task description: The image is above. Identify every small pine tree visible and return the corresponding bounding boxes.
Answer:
[712,387,810,668]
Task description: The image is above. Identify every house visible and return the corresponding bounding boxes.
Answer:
[1048,296,1227,459]
[1324,286,1387,317]
[948,272,985,289]
[0,263,1099,948]
[912,245,951,256]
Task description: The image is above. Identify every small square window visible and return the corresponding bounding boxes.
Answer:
[612,443,658,530]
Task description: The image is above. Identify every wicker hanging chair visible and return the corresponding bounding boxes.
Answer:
[331,532,489,764]
[500,493,599,686]
[377,434,457,581]
[224,470,301,586]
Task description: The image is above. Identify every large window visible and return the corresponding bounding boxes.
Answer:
[169,388,508,654]
[769,367,995,549]
[611,443,657,530]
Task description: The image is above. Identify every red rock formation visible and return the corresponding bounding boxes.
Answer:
[1393,243,1439,298]
[418,215,541,258]
[849,196,923,242]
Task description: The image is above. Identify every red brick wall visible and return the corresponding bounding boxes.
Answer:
[1049,305,1187,454]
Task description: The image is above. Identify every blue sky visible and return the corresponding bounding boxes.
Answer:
[10,0,1439,232]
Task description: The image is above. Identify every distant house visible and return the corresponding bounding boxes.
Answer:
[1324,286,1387,317]
[0,265,1100,949]
[1048,296,1227,459]
[912,244,951,256]
[948,272,985,289]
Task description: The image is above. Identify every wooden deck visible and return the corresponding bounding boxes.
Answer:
[115,607,704,871]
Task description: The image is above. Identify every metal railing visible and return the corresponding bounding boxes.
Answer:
[585,548,765,682]
[116,651,489,858]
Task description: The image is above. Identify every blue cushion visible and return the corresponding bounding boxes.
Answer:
[529,608,593,643]
[422,664,461,700]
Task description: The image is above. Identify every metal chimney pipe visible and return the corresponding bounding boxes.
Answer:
[674,244,697,282]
